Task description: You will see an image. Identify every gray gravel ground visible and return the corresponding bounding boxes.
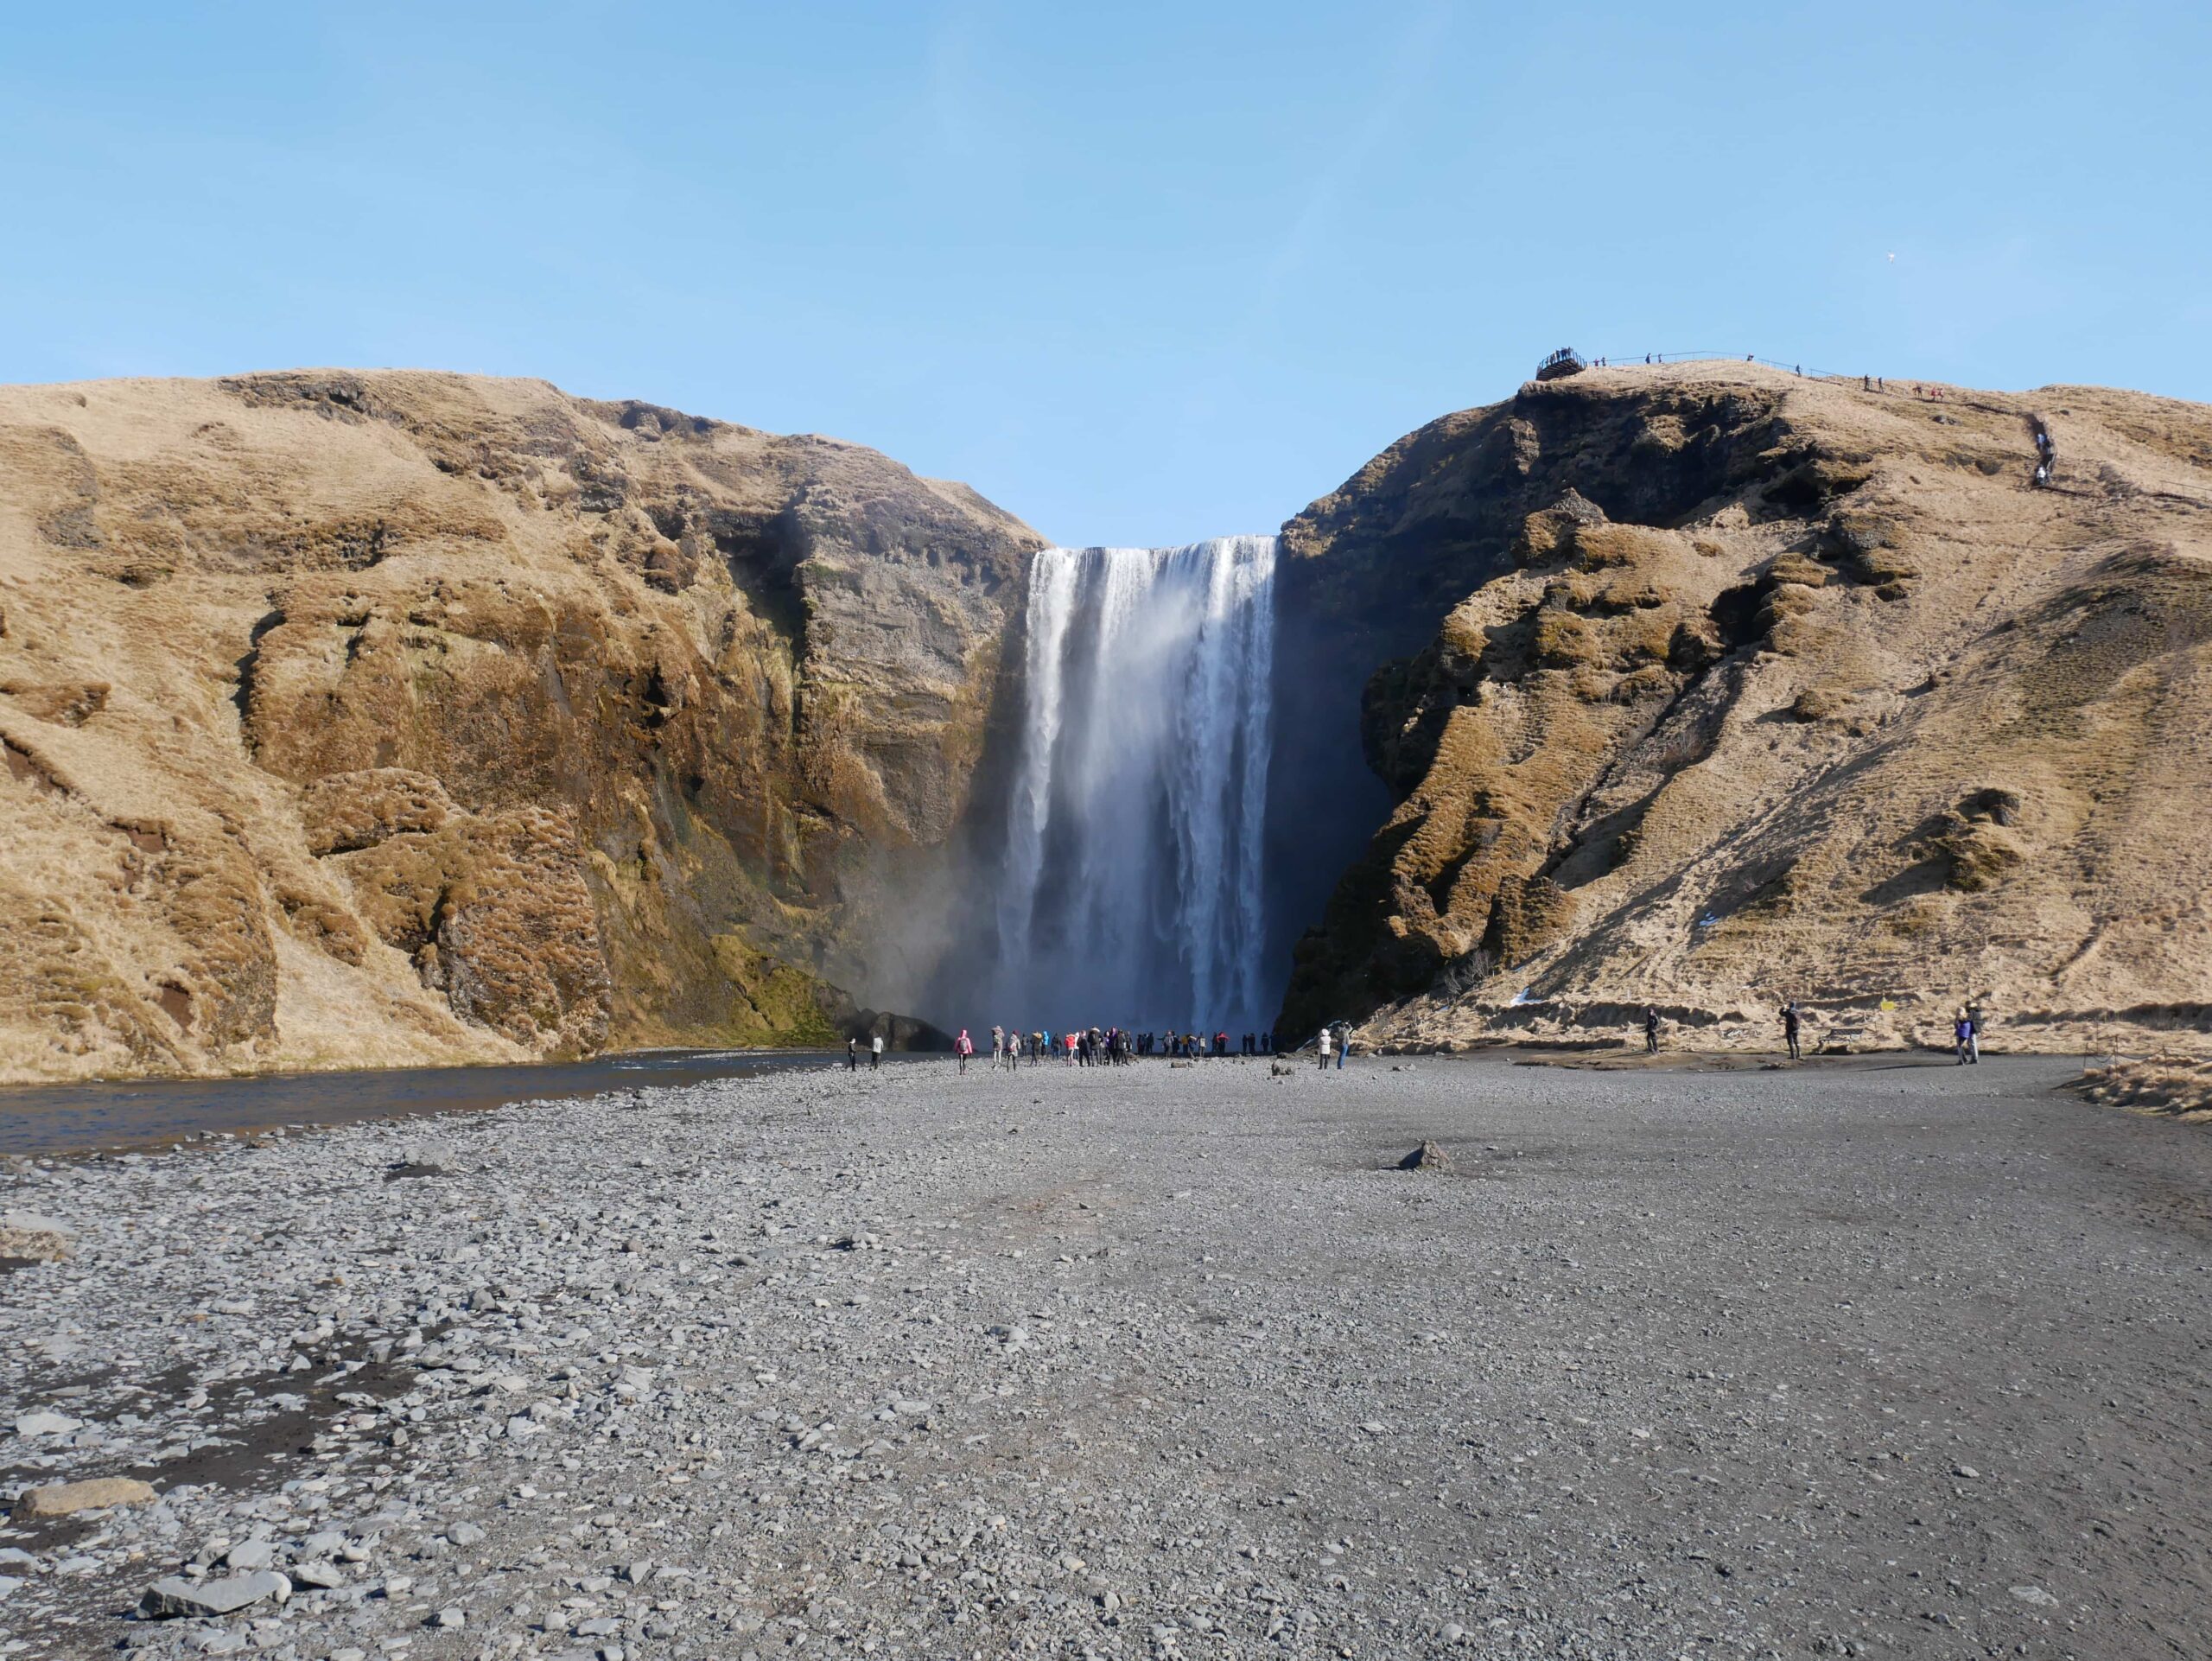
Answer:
[2,1052,2206,1661]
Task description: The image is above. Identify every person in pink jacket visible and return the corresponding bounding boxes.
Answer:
[955,1029,974,1073]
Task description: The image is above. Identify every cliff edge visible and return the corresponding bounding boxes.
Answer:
[1278,364,2212,1056]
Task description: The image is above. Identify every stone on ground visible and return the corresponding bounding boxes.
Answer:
[13,1476,156,1517]
[138,1569,291,1618]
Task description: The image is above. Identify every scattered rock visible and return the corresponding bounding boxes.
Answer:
[0,1035,2196,1658]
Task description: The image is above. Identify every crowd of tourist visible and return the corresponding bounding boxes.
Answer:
[944,1025,1299,1069]
[850,1019,1366,1072]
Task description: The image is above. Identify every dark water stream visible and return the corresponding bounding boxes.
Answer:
[0,1048,836,1158]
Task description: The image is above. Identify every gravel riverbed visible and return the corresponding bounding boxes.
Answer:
[2,1053,2205,1661]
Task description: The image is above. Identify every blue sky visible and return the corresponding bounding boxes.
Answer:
[3,2,2205,544]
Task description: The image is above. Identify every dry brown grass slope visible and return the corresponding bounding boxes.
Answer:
[0,372,1040,1083]
[1278,365,2212,1058]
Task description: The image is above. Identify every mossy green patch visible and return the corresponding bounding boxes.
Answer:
[709,932,842,1047]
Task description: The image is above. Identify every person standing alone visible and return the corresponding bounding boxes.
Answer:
[870,1031,883,1070]
[1643,1006,1661,1054]
[846,1034,858,1072]
[1781,1001,1802,1062]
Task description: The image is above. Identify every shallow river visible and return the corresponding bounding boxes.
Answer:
[0,1047,834,1157]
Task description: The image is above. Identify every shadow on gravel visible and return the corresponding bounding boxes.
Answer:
[1510,1051,1966,1073]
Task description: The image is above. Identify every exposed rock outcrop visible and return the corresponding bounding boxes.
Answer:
[1278,366,2212,1057]
[0,372,1040,1081]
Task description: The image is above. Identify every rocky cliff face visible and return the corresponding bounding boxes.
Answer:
[0,372,1039,1081]
[8,361,2206,1081]
[1278,365,2212,1056]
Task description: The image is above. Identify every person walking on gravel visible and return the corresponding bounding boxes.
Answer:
[1954,1009,1974,1065]
[1781,1000,1802,1062]
[870,1031,883,1070]
[1967,1004,1983,1064]
[956,1028,974,1073]
[846,1034,859,1072]
[1335,1021,1349,1069]
[1316,1025,1332,1071]
[990,1025,1004,1067]
[1643,1005,1661,1054]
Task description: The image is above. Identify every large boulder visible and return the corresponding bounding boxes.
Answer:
[0,1210,69,1262]
[139,1570,291,1618]
[14,1476,156,1517]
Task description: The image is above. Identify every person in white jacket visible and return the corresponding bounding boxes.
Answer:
[1316,1026,1332,1072]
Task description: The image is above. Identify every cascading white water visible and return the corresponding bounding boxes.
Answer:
[995,536,1277,1032]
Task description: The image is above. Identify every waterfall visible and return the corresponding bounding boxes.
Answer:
[994,536,1277,1032]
